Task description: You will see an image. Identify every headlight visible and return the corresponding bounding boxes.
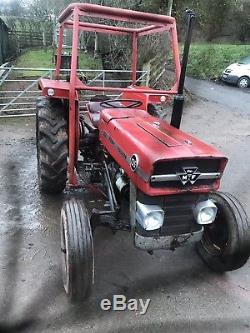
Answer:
[48,88,55,96]
[136,201,164,231]
[193,200,218,225]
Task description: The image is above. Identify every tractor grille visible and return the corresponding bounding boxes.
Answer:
[136,193,206,237]
[151,158,221,188]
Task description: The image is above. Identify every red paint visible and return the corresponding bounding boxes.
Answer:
[99,109,227,196]
[55,25,64,79]
[58,3,175,25]
[121,88,171,110]
[65,8,79,184]
[44,1,181,97]
[38,3,226,194]
[65,21,134,35]
[40,78,179,97]
[131,32,138,84]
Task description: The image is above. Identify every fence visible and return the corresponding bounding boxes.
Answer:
[0,67,149,117]
[8,30,53,49]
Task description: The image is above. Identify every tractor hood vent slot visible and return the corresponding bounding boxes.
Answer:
[137,122,182,147]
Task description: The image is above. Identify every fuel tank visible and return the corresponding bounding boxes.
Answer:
[99,108,227,196]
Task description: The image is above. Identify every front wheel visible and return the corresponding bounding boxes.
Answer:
[237,76,249,89]
[197,192,250,272]
[61,199,94,302]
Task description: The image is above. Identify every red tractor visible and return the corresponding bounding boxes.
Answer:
[36,3,250,302]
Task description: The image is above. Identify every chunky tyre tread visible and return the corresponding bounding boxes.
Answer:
[197,192,250,272]
[36,97,68,193]
[61,199,94,302]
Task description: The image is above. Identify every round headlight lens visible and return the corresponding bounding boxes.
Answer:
[194,200,218,225]
[48,88,55,96]
[144,212,164,231]
[198,207,216,224]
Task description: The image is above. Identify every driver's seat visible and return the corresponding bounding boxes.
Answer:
[86,99,123,128]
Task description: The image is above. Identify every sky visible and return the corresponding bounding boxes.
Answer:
[0,0,31,5]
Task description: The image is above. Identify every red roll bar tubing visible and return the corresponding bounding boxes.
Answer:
[65,21,131,35]
[171,23,181,92]
[131,32,138,84]
[58,3,175,26]
[55,24,64,79]
[54,3,182,184]
[68,7,80,185]
[57,3,181,89]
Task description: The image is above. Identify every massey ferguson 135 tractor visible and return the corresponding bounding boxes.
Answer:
[36,3,250,302]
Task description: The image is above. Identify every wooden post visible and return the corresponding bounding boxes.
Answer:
[42,30,46,47]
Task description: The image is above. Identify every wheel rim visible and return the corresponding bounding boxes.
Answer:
[61,211,69,294]
[202,208,229,255]
[239,78,248,88]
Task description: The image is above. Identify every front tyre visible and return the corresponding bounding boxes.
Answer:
[237,76,249,89]
[197,192,250,272]
[61,199,94,302]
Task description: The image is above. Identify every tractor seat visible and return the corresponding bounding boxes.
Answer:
[86,100,123,128]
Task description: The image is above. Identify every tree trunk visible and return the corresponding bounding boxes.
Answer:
[167,0,173,16]
[42,31,46,47]
[94,32,99,58]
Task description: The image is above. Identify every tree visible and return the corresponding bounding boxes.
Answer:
[232,0,250,42]
[174,0,231,41]
[27,0,55,48]
[167,0,173,16]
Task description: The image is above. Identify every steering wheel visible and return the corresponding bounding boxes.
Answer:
[100,99,142,109]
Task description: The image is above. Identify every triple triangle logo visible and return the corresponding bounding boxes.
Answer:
[177,167,201,185]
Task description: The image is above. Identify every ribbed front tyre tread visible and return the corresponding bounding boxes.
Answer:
[61,199,94,302]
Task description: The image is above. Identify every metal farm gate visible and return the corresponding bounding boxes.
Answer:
[0,65,148,118]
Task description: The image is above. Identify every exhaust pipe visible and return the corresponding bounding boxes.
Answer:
[171,9,195,129]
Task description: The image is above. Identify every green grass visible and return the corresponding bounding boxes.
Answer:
[185,44,250,80]
[14,48,102,77]
[12,44,250,81]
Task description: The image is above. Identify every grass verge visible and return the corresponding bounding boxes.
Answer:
[13,48,102,77]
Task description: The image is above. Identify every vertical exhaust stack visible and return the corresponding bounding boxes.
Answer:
[171,10,195,129]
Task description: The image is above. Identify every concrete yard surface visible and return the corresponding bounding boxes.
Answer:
[0,96,249,333]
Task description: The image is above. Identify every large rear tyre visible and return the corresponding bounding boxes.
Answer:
[36,97,68,194]
[61,199,94,302]
[197,192,250,272]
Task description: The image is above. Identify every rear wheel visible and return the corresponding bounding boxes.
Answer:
[197,192,250,272]
[237,76,249,89]
[36,97,68,193]
[61,199,94,302]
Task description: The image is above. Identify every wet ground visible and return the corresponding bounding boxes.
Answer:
[186,77,250,112]
[0,97,250,332]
